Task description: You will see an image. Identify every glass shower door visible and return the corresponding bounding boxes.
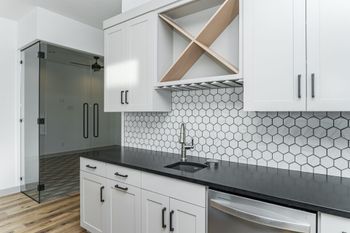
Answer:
[20,42,42,202]
[38,48,91,202]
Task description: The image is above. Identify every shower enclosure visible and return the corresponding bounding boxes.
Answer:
[20,42,121,202]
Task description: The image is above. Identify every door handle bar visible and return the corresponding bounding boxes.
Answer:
[210,198,310,233]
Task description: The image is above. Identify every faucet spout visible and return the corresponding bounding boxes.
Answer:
[179,123,194,161]
[179,123,186,144]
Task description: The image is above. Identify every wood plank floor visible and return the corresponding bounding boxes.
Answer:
[0,192,86,233]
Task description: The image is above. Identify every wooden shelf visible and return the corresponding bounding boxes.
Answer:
[159,0,239,83]
[161,42,204,82]
[196,0,239,46]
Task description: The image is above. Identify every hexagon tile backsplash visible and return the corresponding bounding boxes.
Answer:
[124,87,350,178]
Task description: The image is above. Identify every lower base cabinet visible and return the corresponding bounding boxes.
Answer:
[141,190,205,233]
[80,172,107,233]
[170,198,205,233]
[106,180,141,233]
[142,190,169,233]
[319,213,350,233]
[80,158,207,233]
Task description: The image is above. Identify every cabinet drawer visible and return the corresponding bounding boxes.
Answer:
[80,158,106,177]
[319,213,350,233]
[106,164,141,187]
[142,172,206,207]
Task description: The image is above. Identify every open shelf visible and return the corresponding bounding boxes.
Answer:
[157,0,240,90]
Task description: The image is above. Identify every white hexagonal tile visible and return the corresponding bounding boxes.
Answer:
[295,154,307,165]
[273,152,283,162]
[334,158,348,170]
[308,155,320,167]
[328,147,341,159]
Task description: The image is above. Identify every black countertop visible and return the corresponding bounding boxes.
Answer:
[81,146,350,218]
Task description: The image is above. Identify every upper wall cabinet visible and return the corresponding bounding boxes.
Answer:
[244,0,350,111]
[104,13,171,112]
[243,0,306,111]
[306,0,350,111]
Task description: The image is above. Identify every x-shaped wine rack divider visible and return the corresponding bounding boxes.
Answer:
[159,0,239,83]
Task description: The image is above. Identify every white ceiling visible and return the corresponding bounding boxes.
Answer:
[0,0,122,29]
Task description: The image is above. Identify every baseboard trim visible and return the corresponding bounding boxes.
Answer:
[0,186,20,197]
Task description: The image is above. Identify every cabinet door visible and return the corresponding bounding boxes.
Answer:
[104,24,129,112]
[307,0,350,111]
[243,0,306,111]
[142,190,169,233]
[169,199,206,233]
[319,213,350,233]
[106,180,141,233]
[80,172,107,233]
[124,13,155,111]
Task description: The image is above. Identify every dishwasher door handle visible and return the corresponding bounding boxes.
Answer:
[210,198,311,233]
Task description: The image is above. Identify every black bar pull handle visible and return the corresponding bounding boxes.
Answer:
[86,165,97,169]
[114,172,128,178]
[125,90,129,104]
[311,73,315,98]
[83,103,89,139]
[93,103,99,138]
[162,207,167,229]
[297,74,301,99]
[170,210,174,232]
[115,184,128,191]
[121,91,125,104]
[100,186,105,203]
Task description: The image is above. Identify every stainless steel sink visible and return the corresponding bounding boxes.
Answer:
[165,161,208,173]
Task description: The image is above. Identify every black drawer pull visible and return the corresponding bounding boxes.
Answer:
[115,184,128,191]
[100,186,105,203]
[170,210,174,232]
[114,172,128,178]
[162,207,167,229]
[86,165,97,169]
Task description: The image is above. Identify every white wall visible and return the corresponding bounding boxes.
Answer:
[0,17,19,195]
[122,0,153,12]
[18,7,104,56]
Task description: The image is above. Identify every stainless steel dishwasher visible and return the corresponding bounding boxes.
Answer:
[209,190,317,233]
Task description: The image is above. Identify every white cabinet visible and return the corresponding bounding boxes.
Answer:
[306,0,350,111]
[106,180,141,233]
[141,190,206,233]
[243,0,306,111]
[104,23,128,112]
[80,171,107,233]
[80,158,206,233]
[319,213,350,233]
[141,172,206,233]
[104,13,171,112]
[244,0,350,111]
[170,198,206,233]
[142,190,169,233]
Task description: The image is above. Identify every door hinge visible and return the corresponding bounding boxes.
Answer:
[37,184,45,191]
[37,118,45,125]
[37,51,45,59]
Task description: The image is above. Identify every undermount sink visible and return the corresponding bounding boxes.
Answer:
[165,161,208,173]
